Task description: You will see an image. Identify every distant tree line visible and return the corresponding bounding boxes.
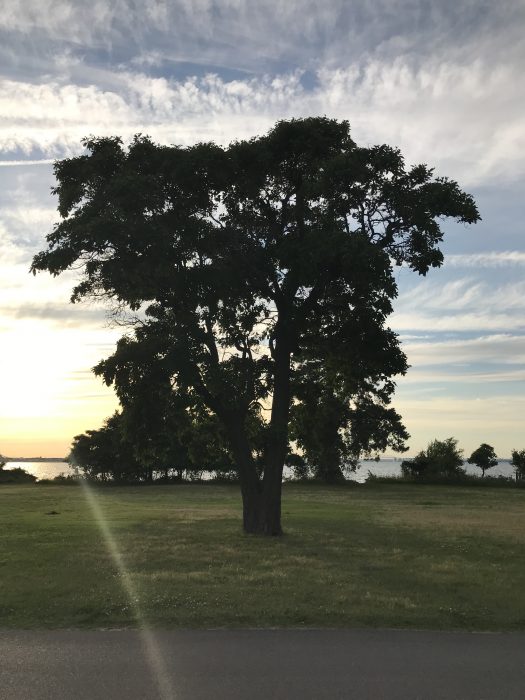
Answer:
[67,418,525,486]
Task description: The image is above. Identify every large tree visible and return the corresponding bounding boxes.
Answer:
[32,118,479,534]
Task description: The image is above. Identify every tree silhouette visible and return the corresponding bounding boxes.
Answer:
[32,117,479,534]
[402,437,465,479]
[468,443,498,478]
[510,449,525,481]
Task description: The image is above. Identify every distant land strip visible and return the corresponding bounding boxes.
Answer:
[2,457,66,462]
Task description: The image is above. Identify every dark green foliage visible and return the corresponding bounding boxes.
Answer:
[402,438,465,479]
[38,473,81,485]
[511,449,525,480]
[0,463,37,484]
[69,412,145,481]
[284,452,309,479]
[468,443,498,477]
[32,118,480,534]
[368,472,520,487]
[290,328,410,482]
[68,407,237,482]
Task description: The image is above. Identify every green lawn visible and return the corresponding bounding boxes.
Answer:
[1,482,525,630]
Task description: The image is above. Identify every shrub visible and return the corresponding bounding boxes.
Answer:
[37,473,81,486]
[0,465,37,484]
[401,438,465,479]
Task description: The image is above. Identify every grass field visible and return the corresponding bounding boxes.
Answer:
[1,482,525,630]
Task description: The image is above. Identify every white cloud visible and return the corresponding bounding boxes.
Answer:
[0,159,55,166]
[446,252,525,267]
[402,334,525,367]
[392,278,525,332]
[400,368,525,385]
[2,0,524,72]
[393,311,525,333]
[0,50,523,184]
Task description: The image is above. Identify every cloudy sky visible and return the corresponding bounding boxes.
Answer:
[1,0,524,458]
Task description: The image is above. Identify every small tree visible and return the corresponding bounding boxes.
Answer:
[510,449,525,481]
[468,443,498,478]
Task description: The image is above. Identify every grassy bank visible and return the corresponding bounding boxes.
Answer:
[1,482,525,630]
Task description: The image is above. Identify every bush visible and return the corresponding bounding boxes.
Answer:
[37,473,81,486]
[401,438,465,479]
[366,471,518,488]
[0,465,37,484]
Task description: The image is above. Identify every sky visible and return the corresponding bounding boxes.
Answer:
[0,0,524,458]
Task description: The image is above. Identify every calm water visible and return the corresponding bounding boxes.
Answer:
[5,461,73,480]
[5,459,516,483]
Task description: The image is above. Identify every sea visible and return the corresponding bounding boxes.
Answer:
[4,458,516,483]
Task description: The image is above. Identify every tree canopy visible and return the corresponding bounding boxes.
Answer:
[32,117,480,534]
[401,437,466,480]
[468,443,498,478]
[68,407,236,482]
[511,449,525,480]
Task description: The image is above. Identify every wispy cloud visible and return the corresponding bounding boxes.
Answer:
[392,278,525,332]
[0,159,55,166]
[2,0,523,73]
[403,333,525,366]
[0,52,523,185]
[0,302,107,325]
[447,252,525,267]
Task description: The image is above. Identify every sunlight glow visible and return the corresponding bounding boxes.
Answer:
[80,479,177,700]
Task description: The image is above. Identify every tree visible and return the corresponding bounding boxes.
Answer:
[32,117,479,534]
[510,449,525,481]
[69,403,236,482]
[69,412,145,481]
[290,324,410,482]
[402,437,465,479]
[468,443,498,478]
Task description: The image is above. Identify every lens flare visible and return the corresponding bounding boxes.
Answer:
[80,479,176,700]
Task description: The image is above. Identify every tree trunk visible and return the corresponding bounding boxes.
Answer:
[223,414,266,534]
[316,455,345,483]
[221,317,292,535]
[259,340,292,536]
[223,349,290,536]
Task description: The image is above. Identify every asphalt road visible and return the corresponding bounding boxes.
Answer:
[1,628,524,699]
